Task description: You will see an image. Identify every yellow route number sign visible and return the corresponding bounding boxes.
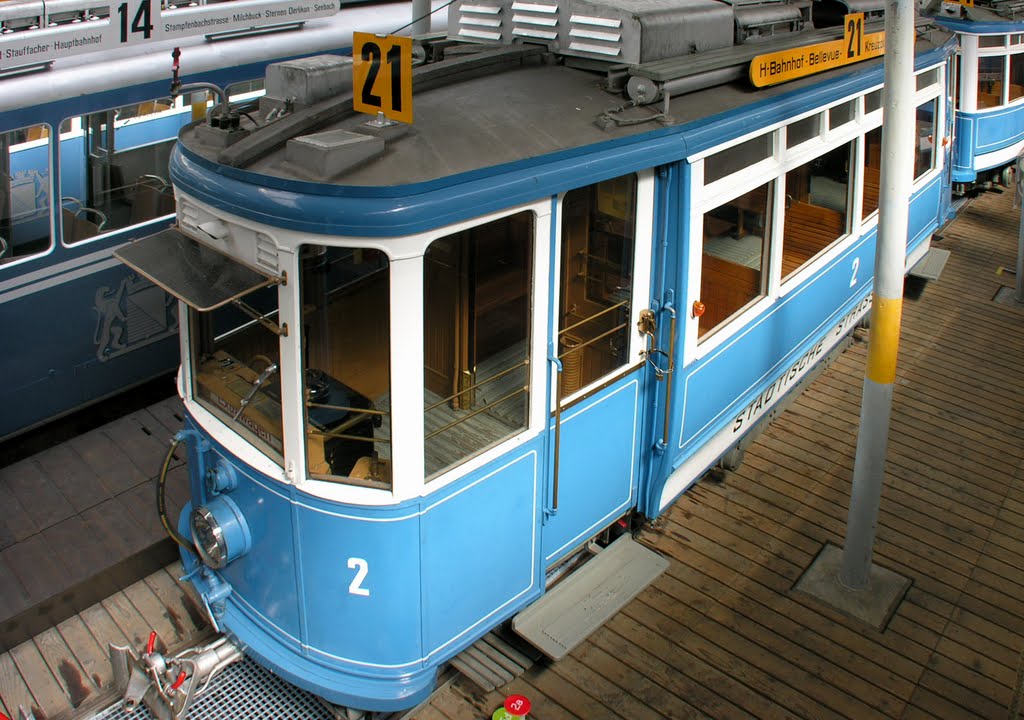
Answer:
[353,33,413,124]
[749,13,885,88]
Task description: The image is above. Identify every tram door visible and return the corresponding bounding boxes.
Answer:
[542,172,652,567]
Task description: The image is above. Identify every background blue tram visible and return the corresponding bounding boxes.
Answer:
[117,1,955,713]
[931,0,1024,191]
[0,0,439,442]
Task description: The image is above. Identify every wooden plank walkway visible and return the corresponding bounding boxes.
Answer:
[0,561,211,720]
[412,188,1024,719]
[1,188,1022,720]
[0,397,190,655]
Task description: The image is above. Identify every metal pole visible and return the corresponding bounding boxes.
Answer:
[1017,191,1024,303]
[411,0,431,35]
[838,0,914,590]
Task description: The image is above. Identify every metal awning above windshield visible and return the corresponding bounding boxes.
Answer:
[114,228,281,312]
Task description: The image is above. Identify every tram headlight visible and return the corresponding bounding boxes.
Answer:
[190,495,252,569]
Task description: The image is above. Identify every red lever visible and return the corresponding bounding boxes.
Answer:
[170,671,187,691]
[146,631,157,655]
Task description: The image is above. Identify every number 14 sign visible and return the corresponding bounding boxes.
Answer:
[353,33,414,125]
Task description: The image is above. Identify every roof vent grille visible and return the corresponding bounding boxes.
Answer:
[448,0,738,65]
[455,3,505,42]
[568,13,624,58]
[512,1,560,42]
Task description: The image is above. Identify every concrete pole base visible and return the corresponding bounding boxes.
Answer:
[994,285,1024,307]
[794,543,911,631]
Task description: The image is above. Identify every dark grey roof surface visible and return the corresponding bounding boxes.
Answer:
[179,30,947,189]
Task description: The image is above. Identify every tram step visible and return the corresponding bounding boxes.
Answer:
[908,247,951,281]
[449,631,539,692]
[512,534,668,661]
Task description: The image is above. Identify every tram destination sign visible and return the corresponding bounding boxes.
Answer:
[749,13,884,88]
[0,0,339,71]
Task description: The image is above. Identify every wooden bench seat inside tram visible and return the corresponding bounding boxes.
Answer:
[977,92,1001,108]
[61,206,100,243]
[782,201,844,276]
[863,164,880,217]
[129,176,176,225]
[699,253,760,336]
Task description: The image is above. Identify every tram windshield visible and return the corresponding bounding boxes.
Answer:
[190,281,285,466]
[299,246,392,489]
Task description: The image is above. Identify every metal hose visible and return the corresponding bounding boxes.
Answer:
[157,437,196,552]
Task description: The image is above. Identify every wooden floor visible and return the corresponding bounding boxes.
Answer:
[2,188,1023,720]
[0,561,211,720]
[412,189,1024,719]
[0,397,191,657]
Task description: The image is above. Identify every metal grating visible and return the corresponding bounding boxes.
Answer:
[87,656,336,720]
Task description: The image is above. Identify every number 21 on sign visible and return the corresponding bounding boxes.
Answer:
[353,33,413,125]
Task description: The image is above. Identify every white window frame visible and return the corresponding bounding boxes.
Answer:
[684,64,946,364]
[550,169,655,409]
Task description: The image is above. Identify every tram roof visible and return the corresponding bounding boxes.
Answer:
[177,27,952,192]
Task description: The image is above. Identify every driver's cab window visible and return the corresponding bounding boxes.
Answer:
[557,174,637,398]
[423,211,534,479]
[300,246,391,489]
[191,284,284,465]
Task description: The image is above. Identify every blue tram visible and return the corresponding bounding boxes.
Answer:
[0,0,438,441]
[116,1,955,714]
[931,0,1024,190]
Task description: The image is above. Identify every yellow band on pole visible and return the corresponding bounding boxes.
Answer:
[865,295,903,384]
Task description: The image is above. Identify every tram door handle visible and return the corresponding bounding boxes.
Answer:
[548,353,564,518]
[638,308,673,381]
[638,306,677,450]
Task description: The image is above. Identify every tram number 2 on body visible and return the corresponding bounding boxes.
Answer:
[347,557,371,597]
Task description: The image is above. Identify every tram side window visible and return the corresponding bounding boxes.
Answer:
[915,99,937,181]
[863,127,882,220]
[865,89,882,114]
[191,283,284,466]
[828,101,855,130]
[558,175,636,398]
[787,115,819,148]
[1010,54,1024,102]
[782,142,852,280]
[699,182,772,338]
[705,135,773,184]
[423,211,533,479]
[1,126,52,263]
[300,247,392,489]
[977,56,1005,108]
[227,79,266,101]
[61,100,182,245]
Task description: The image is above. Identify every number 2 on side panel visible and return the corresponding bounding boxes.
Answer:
[347,557,370,597]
